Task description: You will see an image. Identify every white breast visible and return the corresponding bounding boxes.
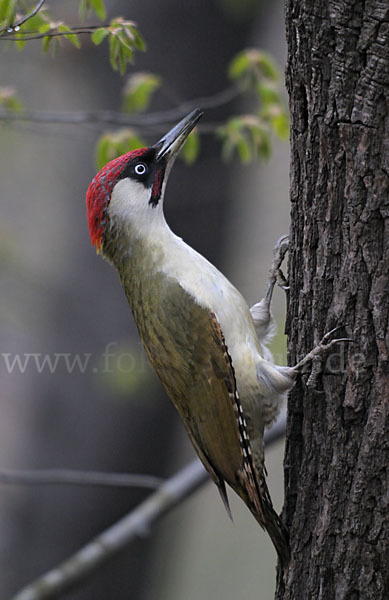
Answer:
[158,232,262,400]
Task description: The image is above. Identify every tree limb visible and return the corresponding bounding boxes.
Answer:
[0,468,162,490]
[0,86,239,129]
[11,414,286,600]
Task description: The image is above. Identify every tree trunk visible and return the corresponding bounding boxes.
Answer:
[277,1,389,598]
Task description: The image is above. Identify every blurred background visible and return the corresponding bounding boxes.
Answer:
[0,1,290,598]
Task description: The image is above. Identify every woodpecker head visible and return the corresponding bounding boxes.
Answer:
[86,108,202,254]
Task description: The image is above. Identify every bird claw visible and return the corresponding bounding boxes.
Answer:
[275,268,289,292]
[293,327,354,387]
[273,234,289,259]
[272,235,289,275]
[250,235,290,344]
[263,235,289,308]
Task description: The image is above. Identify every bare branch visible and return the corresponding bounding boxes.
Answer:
[0,26,98,41]
[0,86,239,130]
[0,468,162,490]
[11,414,286,600]
[0,0,46,34]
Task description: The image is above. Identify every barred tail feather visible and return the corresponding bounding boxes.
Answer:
[258,497,290,567]
[254,471,290,566]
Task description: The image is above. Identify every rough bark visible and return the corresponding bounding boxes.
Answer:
[277,1,389,599]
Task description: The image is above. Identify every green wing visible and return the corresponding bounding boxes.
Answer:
[130,274,243,489]
[125,273,290,563]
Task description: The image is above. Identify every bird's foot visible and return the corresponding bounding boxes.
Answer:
[293,327,354,389]
[250,236,289,342]
[250,236,290,343]
[263,234,289,309]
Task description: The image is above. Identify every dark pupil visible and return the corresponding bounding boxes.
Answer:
[135,163,146,174]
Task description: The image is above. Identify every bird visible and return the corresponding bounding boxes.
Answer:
[86,108,343,565]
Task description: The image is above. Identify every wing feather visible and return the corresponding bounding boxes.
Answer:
[126,273,289,563]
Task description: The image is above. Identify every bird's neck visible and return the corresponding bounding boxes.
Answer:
[103,211,180,292]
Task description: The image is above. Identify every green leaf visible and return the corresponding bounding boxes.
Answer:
[79,0,106,21]
[14,26,29,49]
[79,0,86,20]
[95,135,112,168]
[0,0,16,26]
[15,37,25,50]
[107,19,145,73]
[255,51,279,81]
[95,129,146,169]
[5,95,23,112]
[118,46,128,75]
[58,24,81,48]
[257,81,281,106]
[229,49,280,90]
[180,129,200,164]
[91,27,108,45]
[117,30,135,53]
[229,51,250,80]
[237,137,251,163]
[0,86,23,112]
[226,47,289,157]
[38,23,51,34]
[128,24,146,51]
[269,110,290,140]
[259,130,271,159]
[89,0,106,20]
[217,115,272,163]
[23,9,50,34]
[42,34,52,53]
[109,34,119,71]
[122,73,161,113]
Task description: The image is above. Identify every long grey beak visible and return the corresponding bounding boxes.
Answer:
[154,108,203,161]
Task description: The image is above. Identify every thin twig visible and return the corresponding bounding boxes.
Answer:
[0,86,239,129]
[11,415,286,600]
[0,469,162,490]
[0,0,46,34]
[0,27,97,41]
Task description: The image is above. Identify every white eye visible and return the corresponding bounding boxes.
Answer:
[134,163,147,175]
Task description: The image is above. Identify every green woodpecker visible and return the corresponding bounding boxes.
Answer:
[86,109,337,564]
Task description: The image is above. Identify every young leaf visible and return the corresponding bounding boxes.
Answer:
[257,81,281,107]
[128,23,146,51]
[109,34,119,71]
[96,129,146,169]
[38,23,51,34]
[265,108,290,140]
[79,0,106,21]
[42,33,53,53]
[96,135,112,168]
[218,115,271,163]
[91,27,108,45]
[90,0,106,20]
[228,51,250,80]
[15,36,25,50]
[58,24,81,48]
[248,118,271,159]
[0,0,16,27]
[118,45,129,75]
[237,136,252,163]
[107,19,145,73]
[122,73,161,113]
[229,48,280,90]
[79,0,86,21]
[0,86,23,112]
